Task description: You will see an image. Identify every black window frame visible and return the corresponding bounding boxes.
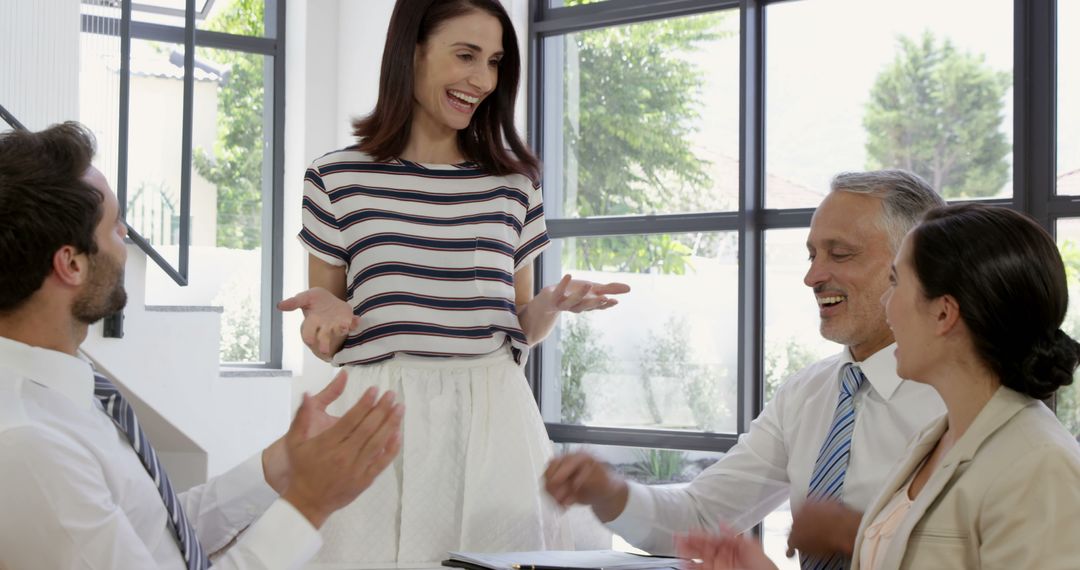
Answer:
[80,0,287,368]
[527,0,1063,453]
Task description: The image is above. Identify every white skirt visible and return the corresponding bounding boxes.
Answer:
[308,347,597,567]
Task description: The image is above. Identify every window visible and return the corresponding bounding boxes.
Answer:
[1059,0,1080,196]
[534,1,743,450]
[530,0,1057,566]
[766,0,1014,208]
[79,0,285,365]
[1057,0,1080,436]
[1055,220,1080,437]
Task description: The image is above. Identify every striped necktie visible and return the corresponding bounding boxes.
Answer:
[93,373,210,570]
[801,363,866,570]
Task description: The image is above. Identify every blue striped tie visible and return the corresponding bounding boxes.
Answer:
[94,373,210,569]
[801,363,866,570]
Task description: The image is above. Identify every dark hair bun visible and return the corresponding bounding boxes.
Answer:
[1015,329,1080,399]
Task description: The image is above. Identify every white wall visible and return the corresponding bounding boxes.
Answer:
[0,0,80,130]
[83,245,293,482]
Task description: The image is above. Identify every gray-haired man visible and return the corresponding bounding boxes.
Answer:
[545,170,948,568]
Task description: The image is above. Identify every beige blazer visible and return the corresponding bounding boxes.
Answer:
[850,386,1080,570]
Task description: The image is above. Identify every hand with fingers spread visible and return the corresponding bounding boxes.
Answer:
[518,274,631,345]
[262,370,354,494]
[543,451,629,522]
[278,374,404,528]
[677,530,777,570]
[278,287,360,361]
[537,274,630,315]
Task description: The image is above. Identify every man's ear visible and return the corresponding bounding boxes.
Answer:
[51,245,89,287]
[935,294,962,336]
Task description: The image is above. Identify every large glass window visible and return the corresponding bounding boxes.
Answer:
[124,0,276,37]
[543,233,739,434]
[543,11,740,219]
[1055,219,1080,437]
[79,0,283,365]
[1060,0,1080,195]
[532,1,1057,568]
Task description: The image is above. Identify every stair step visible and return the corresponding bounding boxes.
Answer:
[145,305,224,313]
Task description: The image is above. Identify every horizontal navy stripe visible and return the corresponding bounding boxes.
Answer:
[299,228,347,262]
[320,159,488,178]
[345,322,527,348]
[301,196,339,228]
[355,293,515,315]
[304,168,326,191]
[515,232,550,266]
[524,204,544,226]
[347,263,513,298]
[343,347,524,366]
[344,353,396,366]
[339,208,523,234]
[346,233,514,261]
[328,184,528,209]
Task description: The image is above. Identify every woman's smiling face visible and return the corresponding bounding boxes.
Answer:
[412,10,504,134]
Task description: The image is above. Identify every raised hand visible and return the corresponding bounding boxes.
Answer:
[280,380,404,528]
[278,287,360,361]
[262,370,353,493]
[543,451,628,521]
[538,274,631,314]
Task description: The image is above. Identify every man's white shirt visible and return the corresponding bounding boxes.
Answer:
[0,336,322,569]
[606,344,946,554]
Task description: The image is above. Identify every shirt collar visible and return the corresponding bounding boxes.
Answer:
[844,343,903,400]
[0,335,95,408]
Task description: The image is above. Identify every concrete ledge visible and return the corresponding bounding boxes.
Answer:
[145,305,225,313]
[220,368,294,378]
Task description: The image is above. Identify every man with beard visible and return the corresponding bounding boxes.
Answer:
[545,170,949,569]
[0,122,404,569]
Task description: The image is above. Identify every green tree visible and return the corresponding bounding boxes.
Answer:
[620,448,688,484]
[562,5,728,273]
[764,337,818,402]
[559,315,613,424]
[864,31,1010,199]
[639,317,695,425]
[216,276,260,362]
[192,0,265,361]
[637,316,733,431]
[194,0,264,249]
[1056,240,1080,435]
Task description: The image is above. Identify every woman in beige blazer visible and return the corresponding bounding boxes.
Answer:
[679,204,1080,570]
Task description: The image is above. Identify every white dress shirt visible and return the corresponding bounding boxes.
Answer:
[607,344,945,554]
[0,336,322,569]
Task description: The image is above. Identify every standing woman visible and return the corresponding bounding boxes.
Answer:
[676,204,1080,570]
[280,0,628,565]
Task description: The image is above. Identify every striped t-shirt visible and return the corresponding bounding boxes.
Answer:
[299,149,550,366]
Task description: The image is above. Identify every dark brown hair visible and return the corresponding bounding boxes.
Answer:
[353,0,538,181]
[911,204,1080,399]
[0,122,103,312]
